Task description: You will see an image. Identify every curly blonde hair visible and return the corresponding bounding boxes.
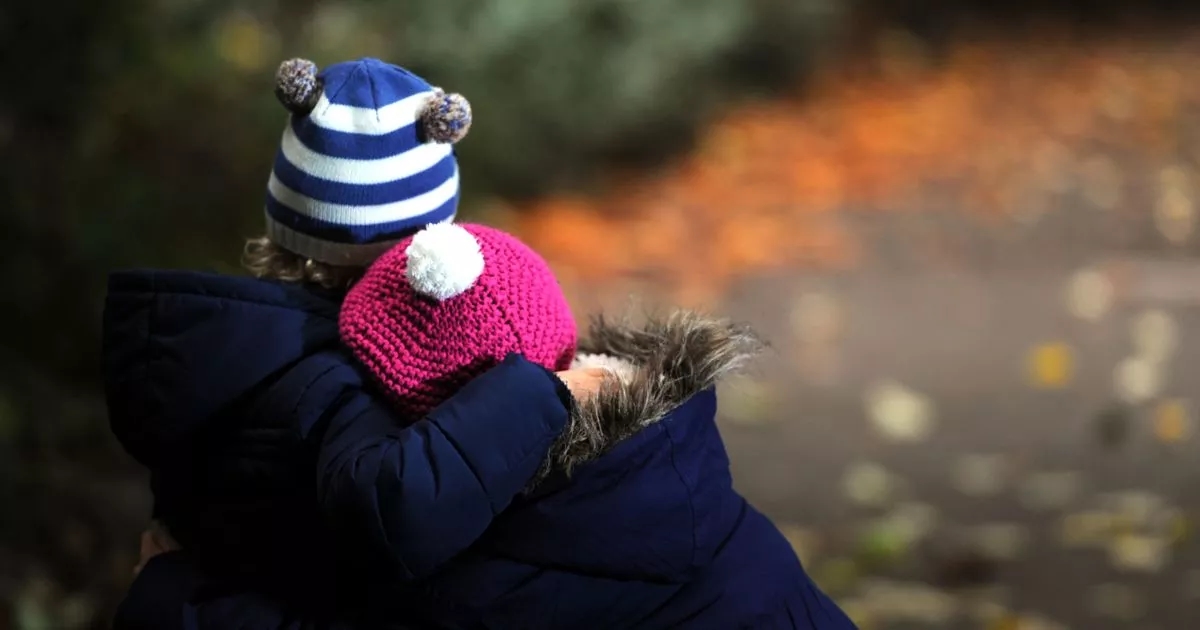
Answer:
[242,236,366,291]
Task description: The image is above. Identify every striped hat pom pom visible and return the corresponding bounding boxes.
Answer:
[420,89,472,144]
[275,58,322,115]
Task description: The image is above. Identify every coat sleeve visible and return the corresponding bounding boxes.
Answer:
[113,552,356,630]
[314,353,572,581]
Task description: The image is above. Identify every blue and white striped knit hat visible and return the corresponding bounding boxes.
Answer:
[265,58,473,266]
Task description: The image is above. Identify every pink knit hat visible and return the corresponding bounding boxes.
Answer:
[340,223,578,417]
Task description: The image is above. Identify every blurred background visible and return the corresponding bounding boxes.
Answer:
[4,0,1200,628]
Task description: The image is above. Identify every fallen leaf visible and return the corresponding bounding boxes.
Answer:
[1027,343,1074,389]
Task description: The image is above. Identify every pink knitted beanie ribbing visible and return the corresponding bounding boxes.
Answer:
[340,223,578,417]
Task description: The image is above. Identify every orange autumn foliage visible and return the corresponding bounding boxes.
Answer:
[511,31,1200,306]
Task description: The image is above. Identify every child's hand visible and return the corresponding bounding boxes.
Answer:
[132,520,181,577]
[555,367,612,403]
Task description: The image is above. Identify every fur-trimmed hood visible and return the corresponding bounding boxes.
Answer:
[483,311,765,582]
[384,313,856,629]
[539,310,764,482]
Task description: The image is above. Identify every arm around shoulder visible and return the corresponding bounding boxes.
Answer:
[315,353,572,580]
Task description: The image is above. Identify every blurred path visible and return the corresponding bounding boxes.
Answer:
[718,262,1200,630]
[511,29,1200,630]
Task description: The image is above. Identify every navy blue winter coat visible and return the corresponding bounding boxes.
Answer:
[106,272,855,629]
[368,312,859,629]
[103,270,573,627]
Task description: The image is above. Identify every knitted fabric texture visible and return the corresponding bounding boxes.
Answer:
[264,58,467,267]
[420,90,472,144]
[340,224,577,417]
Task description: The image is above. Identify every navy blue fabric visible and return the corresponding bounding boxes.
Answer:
[266,57,459,250]
[289,114,422,160]
[270,144,456,205]
[264,191,461,245]
[383,389,859,629]
[114,552,364,630]
[103,270,571,626]
[321,58,431,108]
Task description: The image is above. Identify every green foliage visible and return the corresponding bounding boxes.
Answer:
[354,0,842,196]
[1,0,846,379]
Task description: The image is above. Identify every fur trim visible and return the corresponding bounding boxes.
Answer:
[529,310,764,489]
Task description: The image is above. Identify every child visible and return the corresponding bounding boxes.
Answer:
[106,57,606,629]
[334,222,858,629]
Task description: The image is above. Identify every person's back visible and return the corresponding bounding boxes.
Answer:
[338,223,857,629]
[105,271,350,603]
[107,57,603,629]
[104,55,472,605]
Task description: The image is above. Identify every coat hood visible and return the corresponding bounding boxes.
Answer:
[484,311,764,582]
[101,270,342,468]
